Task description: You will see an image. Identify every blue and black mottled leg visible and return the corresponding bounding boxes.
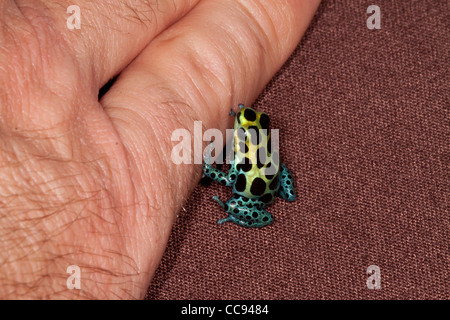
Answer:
[203,142,237,186]
[203,165,238,187]
[213,196,233,225]
[214,195,273,228]
[278,163,296,202]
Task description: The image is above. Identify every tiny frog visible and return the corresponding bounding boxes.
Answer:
[203,104,296,228]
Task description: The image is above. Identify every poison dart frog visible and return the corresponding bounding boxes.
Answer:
[203,104,296,228]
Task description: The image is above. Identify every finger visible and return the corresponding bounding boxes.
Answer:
[15,0,200,87]
[100,0,320,295]
[104,0,320,129]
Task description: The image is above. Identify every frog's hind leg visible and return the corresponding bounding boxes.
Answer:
[212,195,233,225]
[217,216,233,225]
[217,195,273,228]
[213,195,225,208]
[278,163,296,202]
[238,208,273,228]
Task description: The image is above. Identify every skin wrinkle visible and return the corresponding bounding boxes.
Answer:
[234,0,272,57]
[0,127,134,298]
[88,2,157,84]
[201,56,233,108]
[246,0,280,56]
[127,144,168,226]
[143,37,219,129]
[202,3,273,103]
[103,110,155,219]
[155,30,235,129]
[186,34,234,114]
[0,39,29,127]
[104,81,202,200]
[159,99,210,168]
[213,22,261,102]
[0,14,85,159]
[68,0,201,87]
[12,1,68,87]
[172,61,217,127]
[153,98,205,183]
[123,0,160,26]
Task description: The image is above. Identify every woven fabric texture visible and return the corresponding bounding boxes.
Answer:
[146,0,449,299]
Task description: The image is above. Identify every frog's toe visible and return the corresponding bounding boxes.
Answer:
[279,189,296,202]
[278,163,296,202]
[213,195,226,208]
[217,216,232,225]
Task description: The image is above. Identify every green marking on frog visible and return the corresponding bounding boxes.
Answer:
[203,104,295,228]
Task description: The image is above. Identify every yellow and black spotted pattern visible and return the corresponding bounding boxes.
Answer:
[232,107,279,204]
[202,104,295,228]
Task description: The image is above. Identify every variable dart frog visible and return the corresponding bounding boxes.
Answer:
[203,104,295,228]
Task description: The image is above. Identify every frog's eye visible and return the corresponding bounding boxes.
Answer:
[259,113,270,130]
[243,108,257,122]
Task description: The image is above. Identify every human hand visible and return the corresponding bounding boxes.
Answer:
[0,0,319,299]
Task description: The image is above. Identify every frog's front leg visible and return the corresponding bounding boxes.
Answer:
[214,195,273,228]
[203,141,237,186]
[203,163,237,187]
[278,162,296,202]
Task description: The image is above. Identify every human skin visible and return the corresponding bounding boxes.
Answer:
[0,0,320,299]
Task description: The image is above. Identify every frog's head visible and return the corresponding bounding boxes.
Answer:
[234,104,270,131]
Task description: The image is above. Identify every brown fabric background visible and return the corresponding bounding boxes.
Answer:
[146,0,449,299]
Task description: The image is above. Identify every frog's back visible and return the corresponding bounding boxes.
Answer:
[231,107,280,204]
